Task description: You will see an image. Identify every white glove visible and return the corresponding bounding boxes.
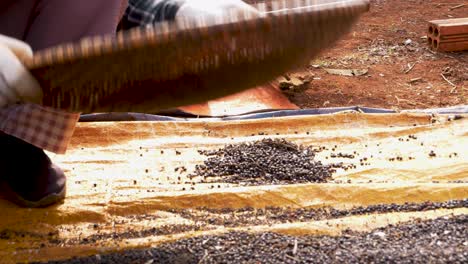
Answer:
[0,34,42,108]
[175,0,260,25]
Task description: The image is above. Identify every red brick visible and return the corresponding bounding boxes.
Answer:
[427,18,468,51]
[439,33,468,40]
[428,18,468,37]
[434,40,468,52]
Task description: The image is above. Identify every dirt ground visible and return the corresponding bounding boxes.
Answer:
[280,0,467,110]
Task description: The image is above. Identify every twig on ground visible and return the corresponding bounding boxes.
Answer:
[285,254,301,262]
[449,4,465,10]
[404,63,416,74]
[441,73,456,87]
[395,96,417,106]
[293,239,298,255]
[198,250,209,264]
[409,77,422,83]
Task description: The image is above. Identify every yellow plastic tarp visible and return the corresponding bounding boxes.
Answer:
[1,112,467,263]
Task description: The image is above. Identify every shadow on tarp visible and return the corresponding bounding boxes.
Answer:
[79,105,468,122]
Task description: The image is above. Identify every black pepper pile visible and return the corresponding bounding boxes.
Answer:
[11,200,464,248]
[39,214,468,264]
[192,138,340,185]
[174,199,468,227]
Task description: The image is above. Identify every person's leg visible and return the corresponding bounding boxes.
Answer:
[25,0,127,51]
[0,0,127,208]
[0,0,36,41]
[0,130,66,207]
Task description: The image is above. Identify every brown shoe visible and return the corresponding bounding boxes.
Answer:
[0,133,66,208]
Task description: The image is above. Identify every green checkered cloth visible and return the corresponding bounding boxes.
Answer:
[121,0,186,29]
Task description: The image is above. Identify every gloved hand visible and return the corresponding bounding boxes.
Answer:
[175,0,260,25]
[0,34,42,108]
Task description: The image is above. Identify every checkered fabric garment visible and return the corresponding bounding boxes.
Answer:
[122,0,185,27]
[0,104,80,154]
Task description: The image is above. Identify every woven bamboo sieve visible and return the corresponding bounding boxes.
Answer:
[26,0,370,113]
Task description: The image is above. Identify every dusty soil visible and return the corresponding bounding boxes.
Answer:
[38,214,468,264]
[281,0,467,110]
